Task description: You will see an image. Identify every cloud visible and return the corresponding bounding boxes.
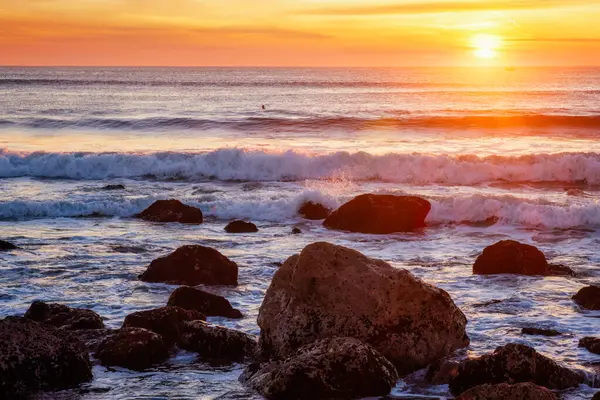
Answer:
[508,37,600,43]
[189,26,330,39]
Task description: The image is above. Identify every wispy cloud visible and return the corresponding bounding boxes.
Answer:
[189,26,330,39]
[508,37,600,43]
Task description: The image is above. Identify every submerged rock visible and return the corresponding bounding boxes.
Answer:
[71,328,117,353]
[425,359,460,385]
[95,328,169,371]
[224,220,259,233]
[456,383,558,400]
[298,201,331,220]
[101,184,125,190]
[257,242,469,375]
[579,337,600,354]
[0,317,92,398]
[241,337,398,400]
[573,286,600,310]
[24,300,104,330]
[449,343,583,395]
[521,327,562,337]
[291,227,302,234]
[179,320,257,360]
[139,245,238,286]
[122,306,205,345]
[137,199,203,223]
[323,194,431,234]
[167,286,242,319]
[0,240,18,251]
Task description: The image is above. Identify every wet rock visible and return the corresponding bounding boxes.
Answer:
[579,337,600,355]
[291,227,302,234]
[167,286,242,319]
[95,328,169,371]
[426,359,460,385]
[101,184,125,190]
[139,245,238,286]
[25,301,104,330]
[449,343,583,395]
[323,194,431,234]
[224,220,258,233]
[456,383,558,400]
[546,263,576,277]
[573,286,600,310]
[473,240,560,276]
[0,317,92,398]
[257,242,469,375]
[179,320,257,360]
[594,392,600,400]
[521,327,562,337]
[70,328,117,353]
[122,306,205,345]
[0,240,17,251]
[137,199,203,224]
[241,337,398,400]
[298,201,331,220]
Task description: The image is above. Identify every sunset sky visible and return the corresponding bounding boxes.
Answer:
[2,0,600,66]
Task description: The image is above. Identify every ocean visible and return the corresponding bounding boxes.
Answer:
[0,66,599,399]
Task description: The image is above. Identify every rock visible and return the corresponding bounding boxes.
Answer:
[521,327,562,337]
[257,242,469,375]
[473,240,555,276]
[101,184,125,190]
[456,383,558,400]
[573,286,600,310]
[179,320,257,360]
[167,286,242,319]
[139,245,238,286]
[224,220,258,233]
[323,194,431,234]
[426,359,460,384]
[547,263,576,276]
[137,199,203,223]
[0,317,92,398]
[95,328,169,371]
[241,337,398,400]
[0,240,17,251]
[594,392,600,400]
[24,301,104,330]
[449,343,583,395]
[291,227,302,234]
[579,337,600,354]
[298,201,331,220]
[122,306,205,345]
[70,328,117,353]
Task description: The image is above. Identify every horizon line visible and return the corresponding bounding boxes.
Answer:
[1,64,599,68]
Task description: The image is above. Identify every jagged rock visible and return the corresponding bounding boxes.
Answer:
[426,359,460,384]
[257,242,469,375]
[101,184,125,190]
[179,320,257,360]
[579,337,600,355]
[241,337,398,400]
[0,240,17,251]
[95,328,169,371]
[122,306,205,345]
[137,199,203,223]
[456,383,558,400]
[24,301,104,330]
[0,317,92,398]
[449,343,583,395]
[521,327,562,337]
[573,286,600,310]
[167,286,242,319]
[323,194,431,234]
[224,220,258,233]
[298,201,331,220]
[139,245,238,286]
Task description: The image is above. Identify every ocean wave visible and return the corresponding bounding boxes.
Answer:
[2,149,600,185]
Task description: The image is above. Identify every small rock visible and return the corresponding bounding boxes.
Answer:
[573,286,600,310]
[291,227,302,234]
[137,199,203,223]
[298,201,331,220]
[95,328,169,371]
[579,337,600,354]
[241,337,398,400]
[522,327,562,337]
[167,286,242,319]
[0,240,17,251]
[474,240,556,276]
[426,359,460,384]
[546,263,576,277]
[24,301,104,330]
[456,383,558,400]
[139,245,238,286]
[224,220,258,233]
[122,306,205,345]
[101,184,125,190]
[179,320,257,360]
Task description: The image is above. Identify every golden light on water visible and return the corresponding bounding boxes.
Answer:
[471,34,503,59]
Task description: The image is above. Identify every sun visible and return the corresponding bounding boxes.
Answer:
[470,34,503,59]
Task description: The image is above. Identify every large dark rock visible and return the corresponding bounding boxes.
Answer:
[0,317,92,398]
[241,337,398,400]
[122,306,205,345]
[0,240,17,251]
[137,199,203,223]
[257,242,469,375]
[579,337,600,354]
[456,383,558,400]
[179,320,257,360]
[224,220,258,233]
[24,301,104,330]
[95,328,169,371]
[473,240,556,276]
[573,286,600,310]
[167,286,242,319]
[323,194,431,234]
[139,245,238,286]
[298,201,331,220]
[449,343,583,395]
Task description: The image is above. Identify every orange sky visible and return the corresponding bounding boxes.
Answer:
[1,0,600,66]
